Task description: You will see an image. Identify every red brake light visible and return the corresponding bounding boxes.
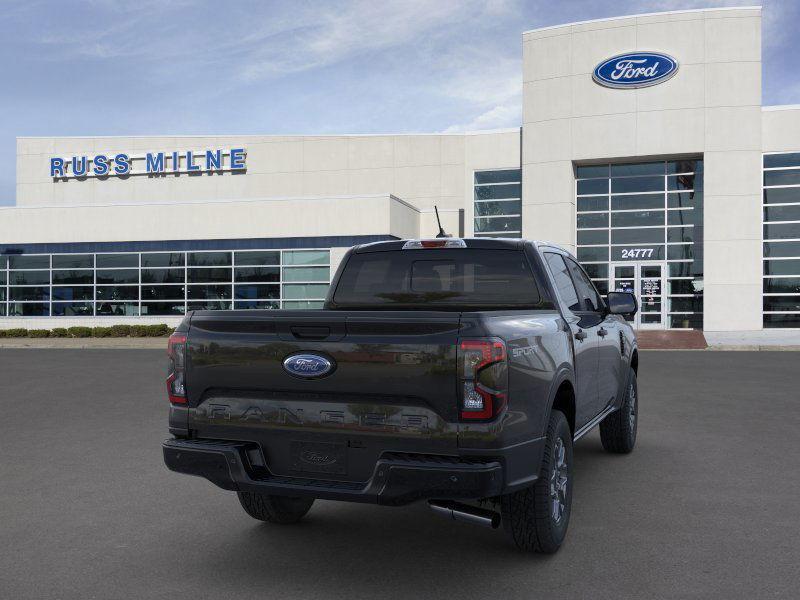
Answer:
[166,332,187,404]
[458,339,507,420]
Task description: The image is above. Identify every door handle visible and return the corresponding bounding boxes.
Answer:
[574,329,587,341]
[598,327,608,338]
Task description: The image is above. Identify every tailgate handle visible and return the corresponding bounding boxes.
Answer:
[290,326,331,340]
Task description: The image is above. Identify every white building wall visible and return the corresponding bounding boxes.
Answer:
[521,6,764,331]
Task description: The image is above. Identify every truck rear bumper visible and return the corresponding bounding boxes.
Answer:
[162,438,542,505]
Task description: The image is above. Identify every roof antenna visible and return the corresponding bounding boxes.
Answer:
[434,206,451,238]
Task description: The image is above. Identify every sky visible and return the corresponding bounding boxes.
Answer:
[1,0,798,206]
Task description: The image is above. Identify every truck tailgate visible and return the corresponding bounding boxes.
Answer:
[185,310,461,483]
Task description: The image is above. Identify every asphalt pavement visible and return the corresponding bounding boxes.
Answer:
[0,349,798,599]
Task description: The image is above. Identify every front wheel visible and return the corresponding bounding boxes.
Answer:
[599,369,638,454]
[500,409,573,553]
[237,491,314,524]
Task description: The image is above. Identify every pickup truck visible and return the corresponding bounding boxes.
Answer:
[163,238,639,553]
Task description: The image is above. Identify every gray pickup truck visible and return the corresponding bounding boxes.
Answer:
[163,238,639,553]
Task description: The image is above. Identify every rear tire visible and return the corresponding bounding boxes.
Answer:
[500,409,573,553]
[599,369,638,454]
[237,492,314,524]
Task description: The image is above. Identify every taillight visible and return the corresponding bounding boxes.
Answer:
[166,332,187,404]
[458,338,507,420]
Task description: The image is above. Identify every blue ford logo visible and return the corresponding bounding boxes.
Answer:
[282,353,334,379]
[593,52,678,89]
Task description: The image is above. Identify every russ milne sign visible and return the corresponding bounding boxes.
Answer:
[593,52,678,89]
[50,148,246,179]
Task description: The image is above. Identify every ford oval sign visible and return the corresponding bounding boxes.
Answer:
[593,52,678,89]
[283,353,335,379]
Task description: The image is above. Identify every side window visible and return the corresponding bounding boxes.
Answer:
[564,257,603,313]
[544,253,581,312]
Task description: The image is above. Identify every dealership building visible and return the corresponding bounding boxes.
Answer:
[2,6,799,336]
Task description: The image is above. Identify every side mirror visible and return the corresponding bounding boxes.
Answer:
[606,291,638,316]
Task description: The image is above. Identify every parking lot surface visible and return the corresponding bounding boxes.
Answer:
[1,349,798,599]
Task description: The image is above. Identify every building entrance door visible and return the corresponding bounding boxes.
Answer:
[610,262,666,330]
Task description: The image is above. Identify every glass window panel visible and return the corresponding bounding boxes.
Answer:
[582,264,608,279]
[283,300,325,310]
[611,176,663,194]
[141,285,185,300]
[668,262,695,277]
[474,184,521,200]
[611,194,664,210]
[763,277,800,293]
[474,170,520,184]
[9,255,49,269]
[10,287,49,301]
[283,283,329,300]
[576,179,608,195]
[52,270,93,284]
[667,209,699,226]
[667,160,702,174]
[234,251,280,266]
[235,300,280,310]
[474,216,521,233]
[188,301,232,311]
[474,200,521,216]
[187,251,231,266]
[96,286,138,301]
[577,246,609,262]
[577,197,608,212]
[9,271,50,285]
[141,253,185,268]
[763,296,800,312]
[564,257,603,312]
[611,162,664,177]
[764,259,800,276]
[8,302,49,316]
[140,302,185,315]
[544,254,581,312]
[52,254,93,269]
[611,245,665,261]
[283,266,330,282]
[0,272,5,285]
[668,279,703,295]
[0,288,4,301]
[577,230,608,245]
[234,284,280,300]
[669,297,703,312]
[234,266,280,282]
[96,254,137,268]
[667,245,694,260]
[667,227,695,243]
[96,302,138,316]
[614,265,635,278]
[283,250,329,266]
[667,174,700,191]
[764,170,800,187]
[764,314,800,328]
[763,241,800,258]
[764,223,800,240]
[611,210,665,228]
[763,187,800,204]
[187,267,231,283]
[577,212,608,228]
[611,228,664,244]
[96,269,138,284]
[668,191,702,209]
[0,304,6,316]
[669,314,703,329]
[481,233,520,239]
[576,165,608,178]
[764,205,800,222]
[141,268,185,284]
[764,153,800,168]
[593,279,609,295]
[0,255,6,269]
[52,302,94,316]
[52,286,94,301]
[187,285,232,300]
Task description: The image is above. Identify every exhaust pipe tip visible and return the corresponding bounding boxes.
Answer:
[429,500,501,529]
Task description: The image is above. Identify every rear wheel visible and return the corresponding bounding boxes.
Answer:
[237,492,314,524]
[599,369,638,454]
[500,409,573,553]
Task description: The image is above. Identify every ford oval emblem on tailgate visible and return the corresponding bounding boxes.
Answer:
[282,353,335,379]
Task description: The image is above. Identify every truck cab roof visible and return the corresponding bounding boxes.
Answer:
[353,238,568,254]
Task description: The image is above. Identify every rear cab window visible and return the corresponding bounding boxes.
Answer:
[331,248,551,310]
